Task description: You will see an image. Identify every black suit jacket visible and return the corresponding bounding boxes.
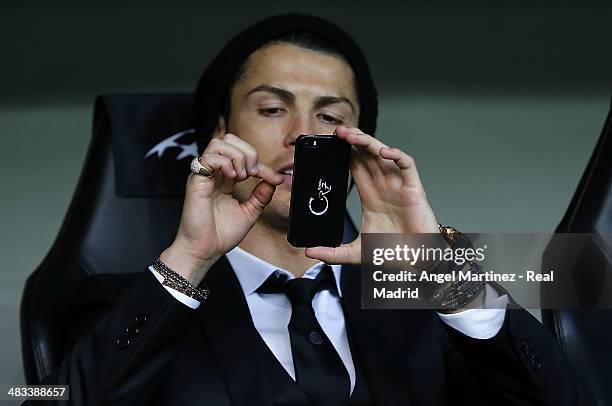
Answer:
[36,256,595,405]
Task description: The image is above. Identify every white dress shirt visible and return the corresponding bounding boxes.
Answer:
[150,246,509,394]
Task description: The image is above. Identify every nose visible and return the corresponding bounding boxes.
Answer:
[284,113,317,147]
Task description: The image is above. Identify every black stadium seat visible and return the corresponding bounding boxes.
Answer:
[20,94,195,384]
[541,93,612,405]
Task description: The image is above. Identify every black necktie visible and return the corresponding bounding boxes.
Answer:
[257,265,350,405]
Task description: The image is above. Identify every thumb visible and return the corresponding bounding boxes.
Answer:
[240,180,277,222]
[304,238,361,265]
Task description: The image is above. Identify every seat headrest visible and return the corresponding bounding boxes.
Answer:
[96,93,199,198]
[556,93,612,234]
[52,93,200,275]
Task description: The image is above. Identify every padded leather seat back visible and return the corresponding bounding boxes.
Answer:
[20,94,197,383]
[20,93,359,384]
[541,94,612,405]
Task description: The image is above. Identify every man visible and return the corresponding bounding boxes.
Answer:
[42,14,594,405]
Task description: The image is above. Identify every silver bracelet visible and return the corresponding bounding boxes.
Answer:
[152,257,209,302]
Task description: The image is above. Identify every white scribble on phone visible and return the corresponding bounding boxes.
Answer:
[308,179,332,216]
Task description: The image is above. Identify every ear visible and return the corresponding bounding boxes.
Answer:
[211,116,226,139]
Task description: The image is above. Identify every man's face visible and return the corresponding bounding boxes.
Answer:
[219,42,360,228]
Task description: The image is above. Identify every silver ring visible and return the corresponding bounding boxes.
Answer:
[190,157,215,177]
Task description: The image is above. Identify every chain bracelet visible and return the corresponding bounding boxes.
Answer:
[152,257,209,302]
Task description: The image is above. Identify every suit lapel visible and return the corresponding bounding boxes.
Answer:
[340,263,414,405]
[196,256,273,406]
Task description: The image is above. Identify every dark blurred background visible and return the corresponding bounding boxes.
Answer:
[2,1,612,104]
[1,0,611,390]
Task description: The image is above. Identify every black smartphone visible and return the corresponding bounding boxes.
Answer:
[287,134,351,247]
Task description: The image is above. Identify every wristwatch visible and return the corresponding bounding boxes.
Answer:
[429,224,486,313]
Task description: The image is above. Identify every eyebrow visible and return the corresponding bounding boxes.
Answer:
[314,96,355,113]
[246,85,294,102]
[246,84,355,113]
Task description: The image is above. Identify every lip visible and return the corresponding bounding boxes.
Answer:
[281,173,293,186]
[277,162,294,173]
[277,163,294,186]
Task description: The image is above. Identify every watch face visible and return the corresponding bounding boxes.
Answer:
[440,226,472,249]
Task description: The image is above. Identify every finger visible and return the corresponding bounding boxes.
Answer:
[335,126,393,175]
[217,133,282,185]
[304,239,360,265]
[204,138,248,181]
[379,146,413,170]
[198,153,236,179]
[335,126,377,175]
[253,163,284,185]
[379,147,424,189]
[222,133,261,176]
[349,146,373,187]
[335,126,388,153]
[338,127,396,173]
[347,134,395,175]
[338,127,412,176]
[240,180,278,222]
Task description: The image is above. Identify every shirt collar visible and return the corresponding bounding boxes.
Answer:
[225,246,343,297]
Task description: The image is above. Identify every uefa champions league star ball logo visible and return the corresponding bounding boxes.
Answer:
[144,129,199,160]
[308,179,332,216]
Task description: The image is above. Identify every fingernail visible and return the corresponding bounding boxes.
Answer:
[251,164,259,173]
[231,170,237,177]
[241,169,247,177]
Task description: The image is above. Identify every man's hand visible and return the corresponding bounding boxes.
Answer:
[160,133,283,285]
[305,126,440,265]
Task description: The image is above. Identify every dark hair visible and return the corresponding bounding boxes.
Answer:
[193,13,378,152]
[222,31,358,125]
